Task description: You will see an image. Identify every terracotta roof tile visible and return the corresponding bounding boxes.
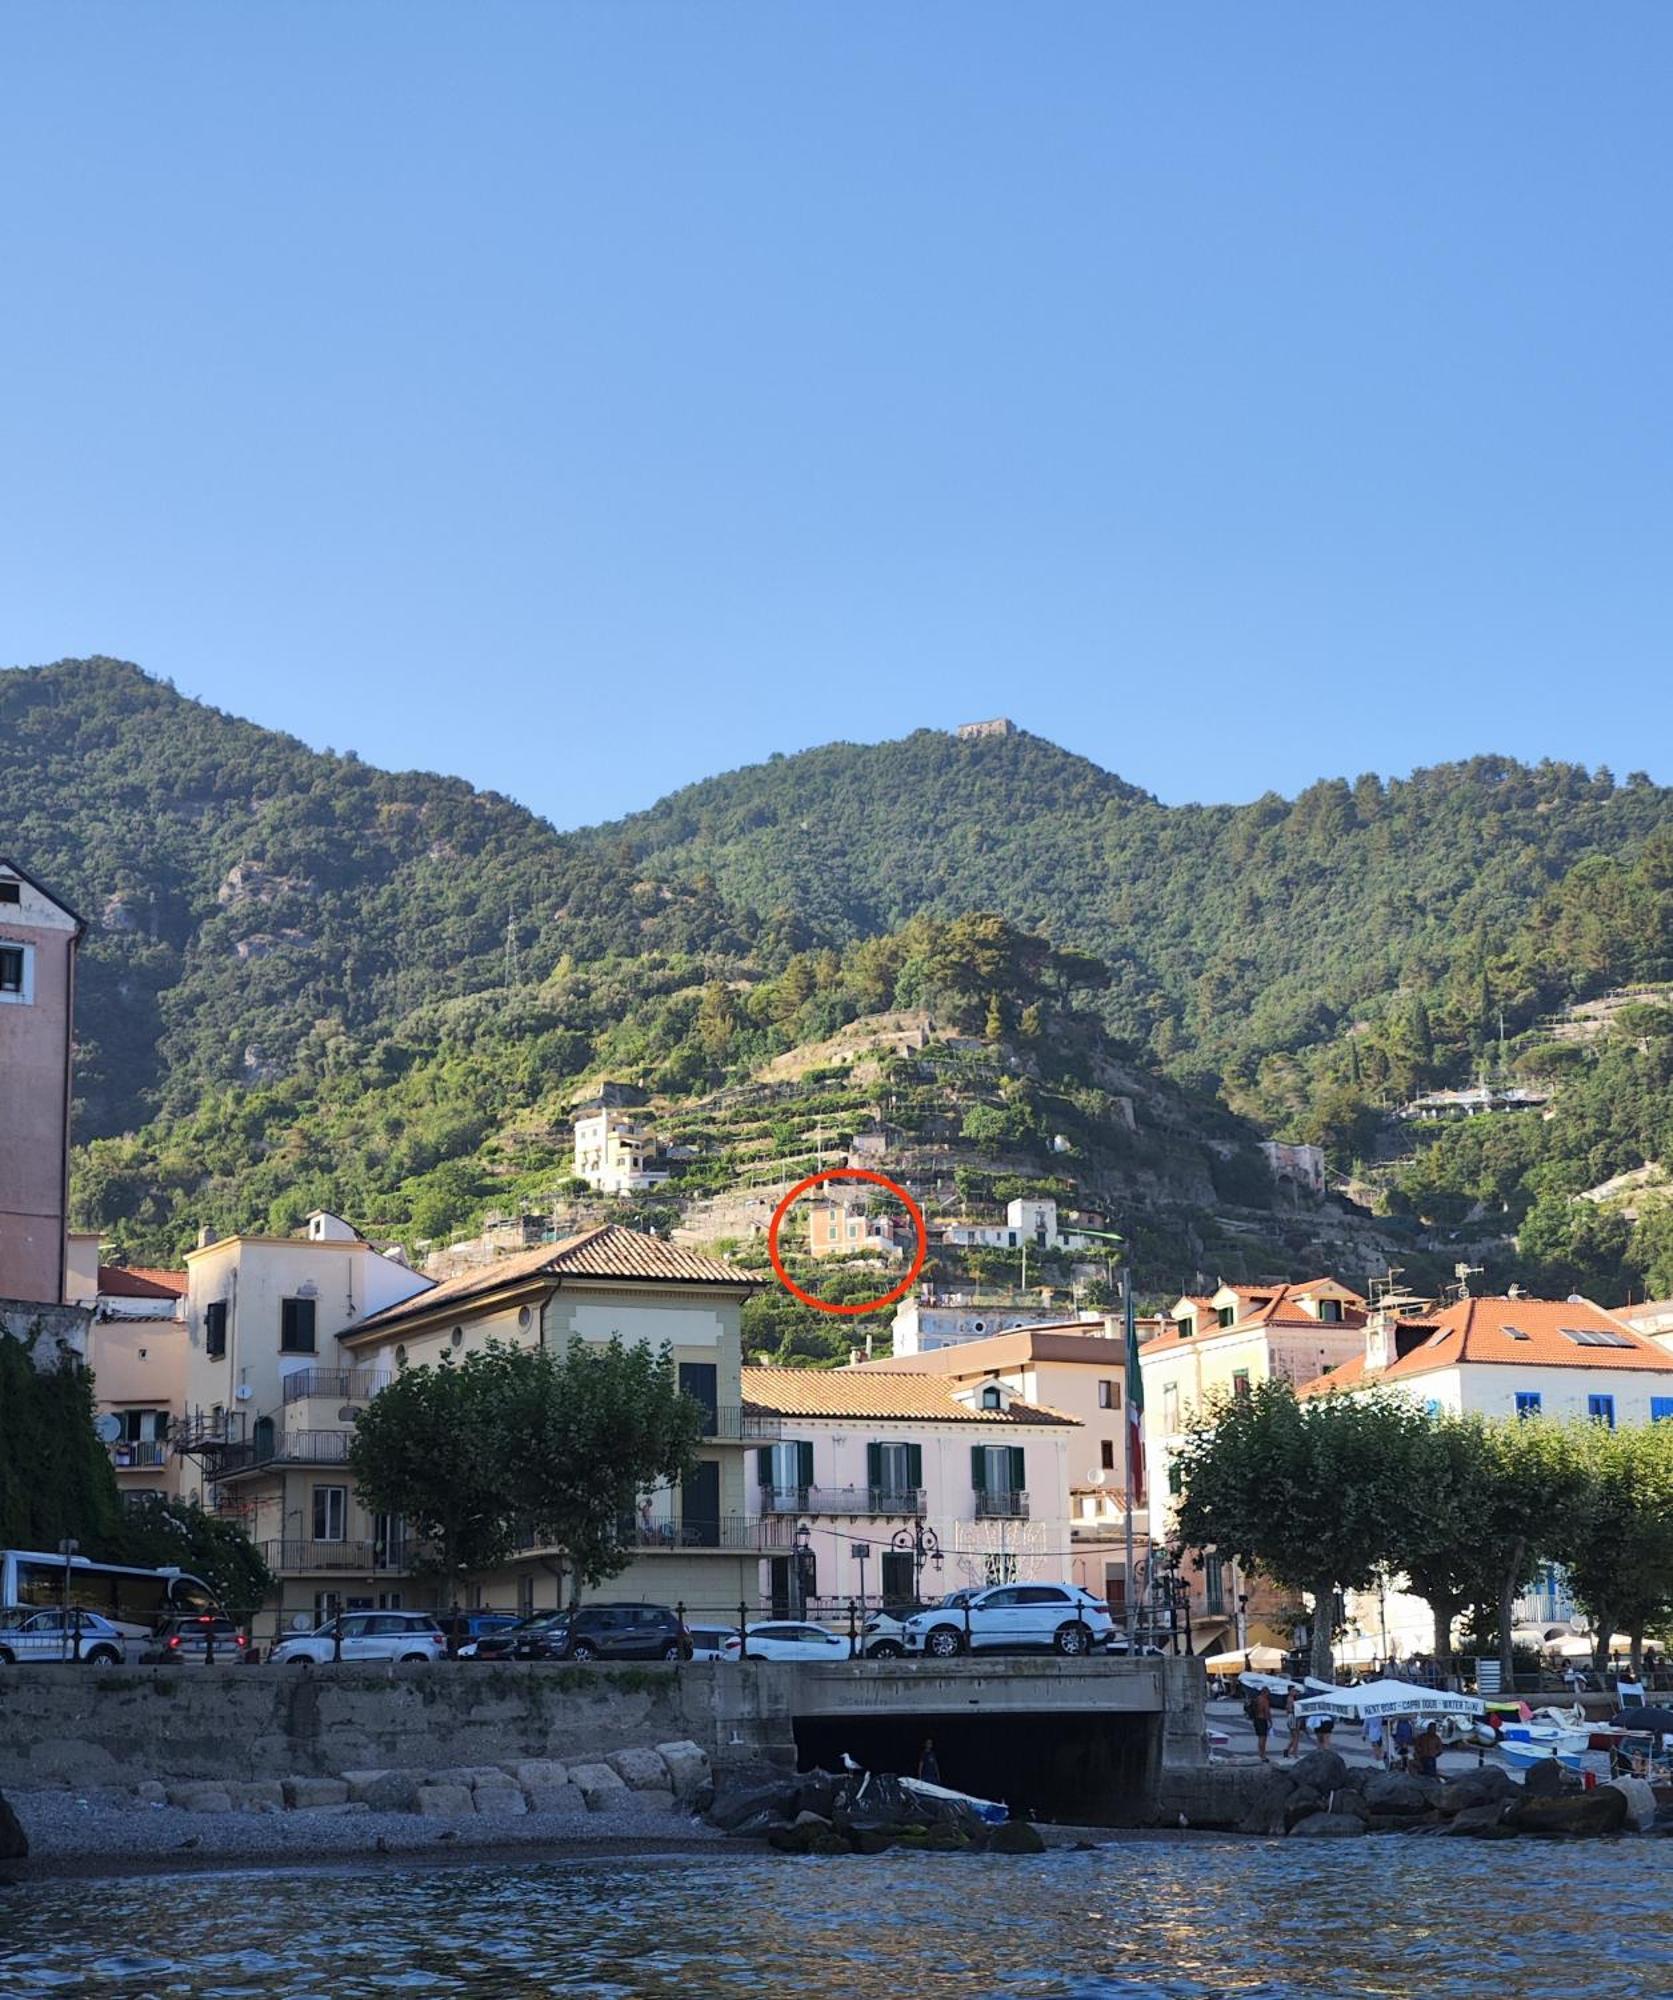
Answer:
[98,1266,186,1300]
[1143,1282,1367,1357]
[343,1226,755,1340]
[742,1367,1078,1425]
[1300,1297,1673,1395]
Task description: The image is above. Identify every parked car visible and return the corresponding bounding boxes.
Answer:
[463,1613,561,1661]
[0,1607,131,1667]
[685,1624,737,1662]
[901,1583,1114,1658]
[141,1615,250,1665]
[268,1611,445,1666]
[722,1622,853,1662]
[862,1591,977,1659]
[512,1603,689,1663]
[440,1611,521,1656]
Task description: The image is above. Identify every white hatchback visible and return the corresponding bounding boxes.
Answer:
[901,1584,1113,1659]
[0,1608,132,1666]
[721,1622,854,1662]
[268,1610,445,1665]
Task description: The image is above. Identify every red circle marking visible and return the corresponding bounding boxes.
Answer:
[766,1168,928,1316]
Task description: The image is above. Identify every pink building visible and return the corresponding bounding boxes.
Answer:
[0,858,84,1304]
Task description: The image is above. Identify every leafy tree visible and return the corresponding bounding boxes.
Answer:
[108,1496,274,1620]
[1560,1419,1673,1676]
[1172,1380,1433,1677]
[0,1335,120,1553]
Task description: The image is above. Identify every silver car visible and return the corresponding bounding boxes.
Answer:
[268,1610,445,1665]
[0,1607,131,1666]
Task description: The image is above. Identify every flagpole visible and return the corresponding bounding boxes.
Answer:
[1072,1224,1141,1647]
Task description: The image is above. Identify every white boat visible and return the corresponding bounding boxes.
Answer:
[899,1775,1009,1825]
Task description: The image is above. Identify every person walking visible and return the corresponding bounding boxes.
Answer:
[917,1738,941,1784]
[1392,1715,1416,1771]
[1250,1685,1273,1763]
[1363,1712,1386,1766]
[1284,1684,1305,1758]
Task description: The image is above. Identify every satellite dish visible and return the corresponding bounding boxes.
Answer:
[94,1414,123,1444]
[1091,1469,1107,1487]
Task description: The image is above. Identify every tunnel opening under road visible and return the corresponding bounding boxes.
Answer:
[791,1709,1161,1826]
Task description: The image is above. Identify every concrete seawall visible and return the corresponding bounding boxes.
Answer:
[0,1656,1205,1813]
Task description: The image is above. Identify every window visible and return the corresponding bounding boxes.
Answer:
[972,1444,1026,1495]
[312,1485,347,1541]
[1232,1371,1251,1399]
[1588,1394,1616,1429]
[0,944,26,1000]
[1203,1555,1226,1614]
[1515,1391,1543,1419]
[1318,1299,1343,1323]
[868,1440,920,1504]
[1217,1306,1236,1328]
[1098,1380,1118,1409]
[1100,1438,1116,1470]
[980,1385,1002,1410]
[204,1301,228,1359]
[0,880,18,904]
[1501,1325,1531,1342]
[281,1298,317,1354]
[1162,1383,1180,1432]
[1652,1399,1673,1424]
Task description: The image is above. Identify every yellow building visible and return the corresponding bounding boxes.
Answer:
[202,1225,771,1636]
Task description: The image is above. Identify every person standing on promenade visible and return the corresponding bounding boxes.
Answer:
[1413,1722,1443,1777]
[917,1738,941,1784]
[1283,1684,1305,1758]
[1250,1685,1273,1762]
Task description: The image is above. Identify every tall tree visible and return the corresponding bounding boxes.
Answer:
[1560,1420,1673,1677]
[108,1496,275,1620]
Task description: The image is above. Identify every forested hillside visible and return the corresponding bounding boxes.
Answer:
[6,657,1671,1296]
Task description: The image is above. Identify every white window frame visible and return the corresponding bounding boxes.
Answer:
[0,941,33,1005]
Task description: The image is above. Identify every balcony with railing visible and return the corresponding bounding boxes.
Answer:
[702,1406,783,1442]
[214,1427,355,1478]
[281,1368,391,1406]
[108,1440,170,1470]
[975,1488,1030,1520]
[627,1513,790,1553]
[759,1485,927,1518]
[260,1538,408,1575]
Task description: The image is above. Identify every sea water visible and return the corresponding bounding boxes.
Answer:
[3,1840,1670,1998]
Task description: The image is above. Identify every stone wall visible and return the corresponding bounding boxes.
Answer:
[0,1663,772,1789]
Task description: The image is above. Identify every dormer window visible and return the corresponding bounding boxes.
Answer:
[1318,1299,1342,1323]
[1217,1306,1236,1328]
[981,1385,1002,1410]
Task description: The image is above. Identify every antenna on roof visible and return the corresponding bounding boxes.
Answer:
[1453,1262,1484,1301]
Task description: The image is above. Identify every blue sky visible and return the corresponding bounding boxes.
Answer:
[4,6,1669,828]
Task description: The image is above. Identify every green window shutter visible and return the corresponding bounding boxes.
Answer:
[971,1445,987,1492]
[866,1442,882,1488]
[1009,1446,1026,1490]
[757,1446,772,1486]
[797,1439,814,1487]
[906,1443,922,1489]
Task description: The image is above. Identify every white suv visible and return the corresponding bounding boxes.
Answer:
[268,1611,445,1665]
[901,1584,1113,1658]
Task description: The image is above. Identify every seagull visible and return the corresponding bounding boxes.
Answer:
[840,1753,862,1773]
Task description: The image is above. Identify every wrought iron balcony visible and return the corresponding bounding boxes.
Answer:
[281,1368,391,1405]
[259,1538,408,1574]
[214,1427,355,1477]
[109,1440,170,1469]
[702,1406,783,1442]
[759,1485,927,1518]
[974,1489,1030,1519]
[626,1514,786,1552]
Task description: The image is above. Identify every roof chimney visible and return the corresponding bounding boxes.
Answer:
[196,1226,218,1250]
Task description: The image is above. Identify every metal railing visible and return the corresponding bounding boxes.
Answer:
[702,1407,783,1442]
[759,1486,928,1518]
[260,1538,408,1574]
[281,1368,391,1404]
[109,1440,169,1468]
[627,1515,782,1552]
[975,1489,1030,1519]
[215,1428,355,1476]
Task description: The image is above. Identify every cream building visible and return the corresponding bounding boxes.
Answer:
[85,1264,189,1502]
[572,1109,669,1194]
[738,1366,1079,1615]
[850,1321,1145,1614]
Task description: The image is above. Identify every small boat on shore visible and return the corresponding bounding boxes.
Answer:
[898,1776,1009,1826]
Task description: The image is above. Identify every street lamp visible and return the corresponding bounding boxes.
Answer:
[889,1520,943,1603]
[792,1521,813,1618]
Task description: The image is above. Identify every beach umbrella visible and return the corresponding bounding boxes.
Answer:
[1296,1678,1485,1721]
[1203,1645,1286,1676]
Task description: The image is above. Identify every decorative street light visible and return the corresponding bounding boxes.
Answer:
[889,1519,943,1602]
[792,1521,813,1618]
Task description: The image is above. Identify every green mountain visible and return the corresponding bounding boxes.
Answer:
[6,657,1672,1305]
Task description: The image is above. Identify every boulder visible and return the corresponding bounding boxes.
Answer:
[656,1742,712,1804]
[1364,1771,1433,1818]
[283,1777,349,1810]
[793,1810,833,1830]
[0,1791,25,1861]
[606,1748,672,1792]
[167,1784,234,1812]
[1323,1788,1371,1823]
[415,1784,474,1817]
[345,1772,418,1814]
[1239,1773,1309,1837]
[525,1785,588,1820]
[1289,1749,1350,1794]
[1607,1775,1658,1835]
[473,1787,528,1816]
[1281,1788,1327,1834]
[429,1765,516,1791]
[1441,1802,1517,1839]
[226,1781,286,1813]
[988,1819,1046,1854]
[709,1776,800,1833]
[505,1760,569,1792]
[1509,1788,1629,1839]
[570,1763,629,1811]
[1436,1768,1515,1815]
[1521,1757,1569,1799]
[1289,1811,1367,1838]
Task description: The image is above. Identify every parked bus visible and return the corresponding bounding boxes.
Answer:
[0,1548,218,1639]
